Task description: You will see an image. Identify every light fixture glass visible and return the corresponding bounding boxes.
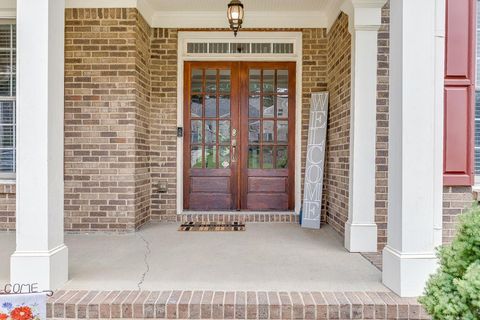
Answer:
[227,0,244,37]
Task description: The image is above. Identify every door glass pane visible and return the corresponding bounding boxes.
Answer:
[277,70,288,93]
[219,120,231,143]
[263,95,274,118]
[277,121,288,142]
[263,70,274,93]
[191,69,202,93]
[191,146,202,168]
[277,95,288,118]
[249,95,260,117]
[219,69,231,93]
[276,146,288,168]
[205,145,217,168]
[219,95,230,118]
[205,95,216,118]
[191,120,202,143]
[206,69,217,92]
[249,69,261,93]
[263,146,274,169]
[248,146,260,168]
[205,120,216,144]
[249,120,260,143]
[263,120,274,143]
[191,95,203,118]
[219,146,230,168]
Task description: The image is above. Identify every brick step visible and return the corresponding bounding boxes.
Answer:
[173,212,300,223]
[47,290,429,319]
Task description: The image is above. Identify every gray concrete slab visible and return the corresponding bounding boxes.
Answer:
[0,223,388,292]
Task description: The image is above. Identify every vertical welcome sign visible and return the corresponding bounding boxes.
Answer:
[302,92,328,229]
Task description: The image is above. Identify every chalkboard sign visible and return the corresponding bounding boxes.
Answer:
[302,92,328,229]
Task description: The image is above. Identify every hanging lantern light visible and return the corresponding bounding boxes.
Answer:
[227,0,244,37]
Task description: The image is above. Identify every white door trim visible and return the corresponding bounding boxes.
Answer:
[176,31,303,214]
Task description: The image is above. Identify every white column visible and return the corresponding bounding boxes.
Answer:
[382,0,443,297]
[342,0,386,252]
[11,0,68,290]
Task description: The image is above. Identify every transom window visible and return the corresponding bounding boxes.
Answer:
[0,22,15,179]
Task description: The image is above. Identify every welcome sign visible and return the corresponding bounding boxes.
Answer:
[302,92,328,229]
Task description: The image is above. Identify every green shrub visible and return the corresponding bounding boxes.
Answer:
[419,205,480,319]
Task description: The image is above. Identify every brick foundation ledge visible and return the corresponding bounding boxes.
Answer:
[46,290,430,319]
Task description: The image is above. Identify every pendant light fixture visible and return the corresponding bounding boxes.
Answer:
[227,0,244,37]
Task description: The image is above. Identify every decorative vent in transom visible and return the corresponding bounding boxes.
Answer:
[186,41,295,55]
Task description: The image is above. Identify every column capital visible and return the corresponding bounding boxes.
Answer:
[341,0,386,32]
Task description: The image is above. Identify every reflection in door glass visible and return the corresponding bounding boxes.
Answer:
[277,121,288,142]
[219,69,231,93]
[277,95,288,118]
[276,146,288,168]
[248,120,260,143]
[205,95,217,118]
[206,69,217,92]
[263,95,274,118]
[249,95,260,117]
[263,120,274,143]
[191,120,202,143]
[263,70,274,93]
[205,146,216,168]
[191,146,202,168]
[205,120,216,144]
[191,69,202,93]
[219,95,231,118]
[249,69,261,93]
[277,70,288,93]
[219,120,231,143]
[191,95,202,118]
[248,146,260,168]
[263,146,274,169]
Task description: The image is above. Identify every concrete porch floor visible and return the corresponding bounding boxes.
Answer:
[0,223,387,292]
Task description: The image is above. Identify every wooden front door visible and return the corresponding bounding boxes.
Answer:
[184,61,295,211]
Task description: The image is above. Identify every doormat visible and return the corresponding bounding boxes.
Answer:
[178,221,246,232]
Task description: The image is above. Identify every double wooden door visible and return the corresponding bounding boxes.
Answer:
[183,61,295,211]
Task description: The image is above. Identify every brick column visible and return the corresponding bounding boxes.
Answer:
[11,0,68,290]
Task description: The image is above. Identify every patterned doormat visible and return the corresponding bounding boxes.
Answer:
[178,221,246,232]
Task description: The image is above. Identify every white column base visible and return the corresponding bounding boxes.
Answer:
[344,222,378,252]
[382,245,438,297]
[11,244,68,291]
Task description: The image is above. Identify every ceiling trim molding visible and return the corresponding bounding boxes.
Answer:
[0,9,15,19]
[65,0,138,8]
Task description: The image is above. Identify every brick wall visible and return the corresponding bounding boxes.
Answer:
[324,13,351,235]
[302,29,329,222]
[134,12,152,228]
[150,28,179,221]
[375,2,390,250]
[64,8,150,232]
[443,186,474,244]
[0,184,15,231]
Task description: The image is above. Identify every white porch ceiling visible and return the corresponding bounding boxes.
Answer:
[145,0,331,12]
[0,0,345,29]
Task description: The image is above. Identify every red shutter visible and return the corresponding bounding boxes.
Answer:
[443,0,476,186]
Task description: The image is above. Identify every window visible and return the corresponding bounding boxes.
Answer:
[0,22,15,179]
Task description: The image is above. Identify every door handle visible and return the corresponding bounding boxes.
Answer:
[232,139,237,162]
